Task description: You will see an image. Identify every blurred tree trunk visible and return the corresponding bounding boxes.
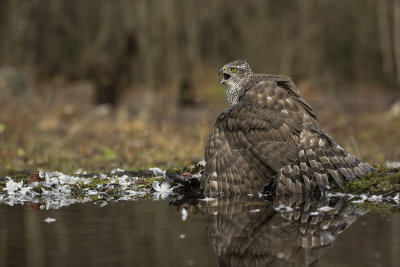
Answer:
[279,1,298,75]
[299,0,322,78]
[90,31,138,106]
[394,0,400,84]
[279,18,295,75]
[178,0,199,105]
[0,0,398,89]
[377,0,394,77]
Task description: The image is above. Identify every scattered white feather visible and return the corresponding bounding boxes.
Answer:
[87,190,98,196]
[199,197,216,202]
[2,165,399,212]
[249,209,260,213]
[44,217,56,223]
[368,195,382,202]
[385,160,400,168]
[393,193,400,205]
[321,232,336,245]
[179,234,186,239]
[181,208,188,221]
[75,168,84,175]
[152,181,174,200]
[152,181,173,193]
[275,204,294,212]
[317,206,335,212]
[0,169,155,209]
[276,252,285,259]
[99,201,108,207]
[28,181,40,188]
[111,168,125,174]
[58,174,79,185]
[149,167,166,177]
[3,180,23,195]
[351,194,368,204]
[191,172,203,179]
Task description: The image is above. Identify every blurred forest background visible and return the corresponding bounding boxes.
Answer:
[0,0,399,175]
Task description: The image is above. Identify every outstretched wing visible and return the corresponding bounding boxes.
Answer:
[202,80,306,196]
[202,78,373,197]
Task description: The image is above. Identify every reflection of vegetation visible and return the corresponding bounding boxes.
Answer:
[345,167,400,195]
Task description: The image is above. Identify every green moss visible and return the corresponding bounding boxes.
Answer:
[345,167,400,195]
[353,201,400,215]
[83,176,110,190]
[137,177,165,189]
[32,185,42,194]
[88,195,100,201]
[0,179,7,189]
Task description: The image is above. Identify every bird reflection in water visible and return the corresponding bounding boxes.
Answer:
[201,194,367,266]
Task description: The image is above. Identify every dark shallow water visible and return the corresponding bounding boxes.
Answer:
[0,199,399,267]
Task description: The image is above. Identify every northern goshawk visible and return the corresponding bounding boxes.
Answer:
[201,60,372,197]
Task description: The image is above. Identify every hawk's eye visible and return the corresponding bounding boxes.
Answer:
[231,68,237,73]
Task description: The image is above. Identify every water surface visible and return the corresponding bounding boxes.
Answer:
[0,198,398,267]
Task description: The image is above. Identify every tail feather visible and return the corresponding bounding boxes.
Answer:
[335,152,357,180]
[298,149,315,192]
[320,141,373,189]
[305,148,329,192]
[315,150,345,188]
[278,138,374,196]
[325,149,354,181]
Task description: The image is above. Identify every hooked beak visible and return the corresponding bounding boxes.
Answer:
[219,68,231,84]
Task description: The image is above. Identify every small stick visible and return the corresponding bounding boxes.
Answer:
[382,189,400,197]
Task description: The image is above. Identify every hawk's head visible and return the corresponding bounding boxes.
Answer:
[219,60,252,85]
[219,60,253,106]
